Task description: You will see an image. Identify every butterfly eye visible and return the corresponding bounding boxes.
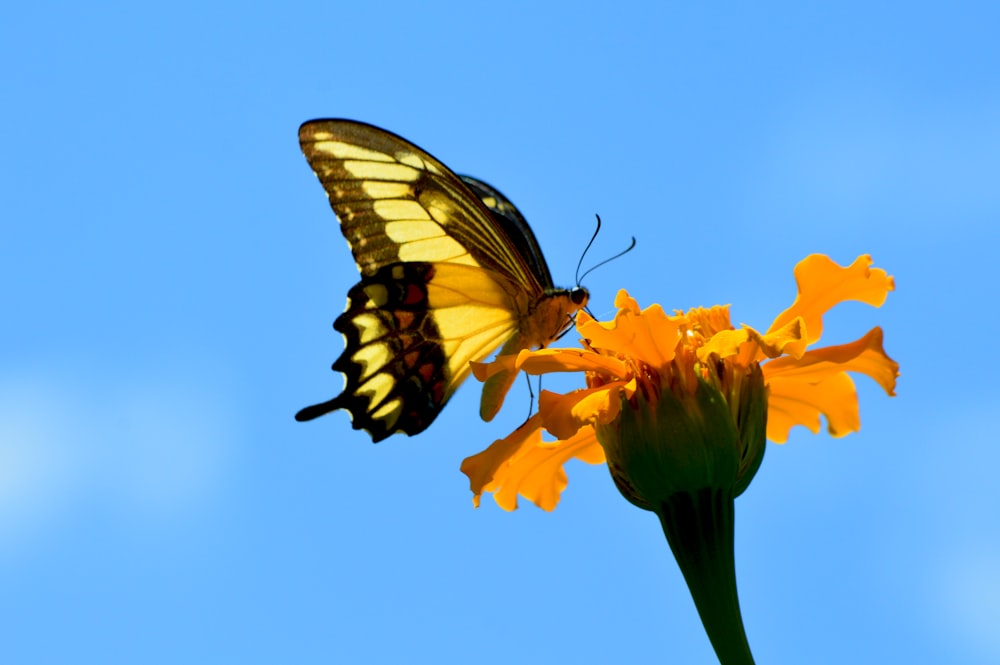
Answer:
[571,287,589,306]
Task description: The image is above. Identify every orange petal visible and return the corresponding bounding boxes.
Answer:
[460,419,604,511]
[634,304,686,368]
[767,254,895,344]
[763,327,899,396]
[702,323,804,368]
[679,305,735,338]
[470,354,518,382]
[460,415,545,509]
[538,384,626,439]
[698,328,751,361]
[613,289,643,313]
[756,317,809,360]
[765,371,860,443]
[473,348,628,383]
[517,348,630,378]
[763,327,899,442]
[580,296,680,370]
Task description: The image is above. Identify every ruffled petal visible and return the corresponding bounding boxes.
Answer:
[756,317,809,360]
[765,371,860,443]
[703,322,806,369]
[473,348,629,384]
[678,305,735,338]
[763,327,899,396]
[613,289,643,314]
[517,348,630,378]
[763,327,899,442]
[470,354,518,382]
[538,383,627,438]
[580,292,680,369]
[460,418,604,511]
[460,416,542,509]
[767,255,895,344]
[698,328,751,361]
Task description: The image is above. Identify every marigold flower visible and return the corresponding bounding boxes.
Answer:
[463,253,897,511]
[461,253,897,665]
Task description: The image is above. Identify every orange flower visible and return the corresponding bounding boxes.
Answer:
[462,254,898,512]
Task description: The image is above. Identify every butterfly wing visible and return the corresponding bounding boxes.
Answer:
[295,120,585,441]
[457,175,554,289]
[297,120,545,285]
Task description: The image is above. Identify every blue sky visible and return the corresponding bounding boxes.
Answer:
[2,1,998,663]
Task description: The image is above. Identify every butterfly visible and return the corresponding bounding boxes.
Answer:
[295,120,588,442]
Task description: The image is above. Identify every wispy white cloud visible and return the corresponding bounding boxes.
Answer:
[937,549,1000,660]
[913,403,1000,660]
[0,369,237,562]
[0,377,86,552]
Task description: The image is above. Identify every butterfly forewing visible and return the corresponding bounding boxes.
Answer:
[298,121,542,288]
[458,176,555,289]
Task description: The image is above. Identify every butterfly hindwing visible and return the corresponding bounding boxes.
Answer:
[295,263,448,442]
[296,120,588,440]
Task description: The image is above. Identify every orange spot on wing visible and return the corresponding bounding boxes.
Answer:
[395,310,416,329]
[403,284,425,305]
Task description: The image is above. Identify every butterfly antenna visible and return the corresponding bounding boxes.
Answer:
[575,215,603,286]
[577,233,637,284]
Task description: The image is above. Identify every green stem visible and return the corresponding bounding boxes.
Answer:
[657,488,755,665]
